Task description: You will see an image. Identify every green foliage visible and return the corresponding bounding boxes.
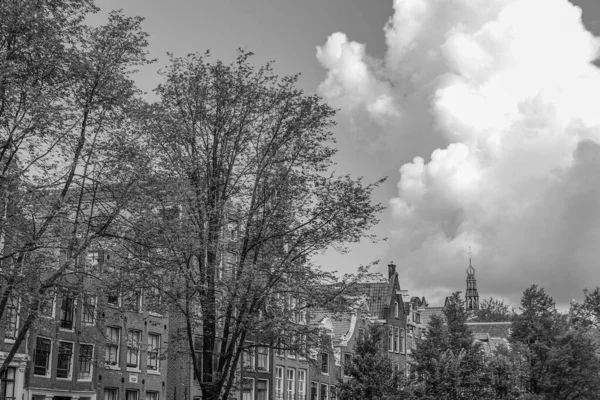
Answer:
[338,325,403,400]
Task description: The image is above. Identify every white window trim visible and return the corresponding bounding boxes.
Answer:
[147,333,161,373]
[126,330,142,372]
[105,326,121,369]
[257,379,269,400]
[321,352,330,375]
[242,377,254,400]
[256,345,269,371]
[33,336,52,378]
[275,366,284,397]
[298,369,307,397]
[286,367,296,398]
[40,291,56,319]
[81,295,97,325]
[243,342,255,370]
[4,297,20,343]
[58,295,76,332]
[56,339,75,380]
[77,343,95,381]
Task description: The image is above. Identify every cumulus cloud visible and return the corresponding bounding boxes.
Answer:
[317,0,600,306]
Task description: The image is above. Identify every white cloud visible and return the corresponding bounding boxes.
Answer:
[318,0,600,306]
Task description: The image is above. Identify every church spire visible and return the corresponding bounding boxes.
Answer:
[465,248,479,311]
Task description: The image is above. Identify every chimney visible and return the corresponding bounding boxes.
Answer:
[388,261,396,280]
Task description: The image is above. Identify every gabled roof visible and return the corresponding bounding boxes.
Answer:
[352,273,402,319]
[418,306,444,327]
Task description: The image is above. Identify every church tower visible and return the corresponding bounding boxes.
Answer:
[465,254,479,311]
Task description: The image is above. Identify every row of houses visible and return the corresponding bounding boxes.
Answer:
[1,258,429,400]
[1,252,511,400]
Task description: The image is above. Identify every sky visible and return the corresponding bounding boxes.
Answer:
[94,0,600,308]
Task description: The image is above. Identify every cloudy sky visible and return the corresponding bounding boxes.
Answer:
[95,0,600,308]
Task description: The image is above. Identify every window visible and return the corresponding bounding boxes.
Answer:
[400,328,406,353]
[145,286,162,315]
[59,295,74,330]
[275,366,284,398]
[39,289,55,318]
[393,327,399,352]
[0,367,16,399]
[287,368,295,399]
[147,333,160,371]
[298,369,306,399]
[126,390,139,400]
[242,344,255,370]
[4,297,19,339]
[78,344,94,380]
[124,290,141,312]
[257,379,268,400]
[310,382,318,400]
[145,392,159,400]
[104,388,118,400]
[57,341,74,378]
[86,250,101,270]
[330,386,337,400]
[34,337,51,376]
[343,353,352,376]
[127,330,141,369]
[321,352,329,374]
[193,336,202,382]
[257,346,269,371]
[320,384,328,400]
[395,301,399,318]
[107,288,120,307]
[105,326,120,367]
[241,378,254,400]
[82,295,96,324]
[358,328,365,342]
[388,325,394,352]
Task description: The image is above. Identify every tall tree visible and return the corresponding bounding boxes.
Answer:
[0,0,151,374]
[338,325,403,400]
[510,285,565,396]
[122,50,385,400]
[409,292,490,399]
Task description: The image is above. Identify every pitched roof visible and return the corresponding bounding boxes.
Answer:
[466,322,512,339]
[351,274,403,320]
[418,306,444,327]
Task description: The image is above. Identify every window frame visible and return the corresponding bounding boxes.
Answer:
[241,377,254,400]
[56,340,75,379]
[298,369,307,398]
[104,388,118,400]
[59,294,75,331]
[127,329,142,370]
[4,297,19,341]
[147,333,161,373]
[78,343,94,381]
[82,295,97,325]
[39,289,56,319]
[105,326,121,368]
[256,379,269,400]
[275,366,284,397]
[256,345,269,371]
[286,367,295,398]
[33,336,52,377]
[320,383,329,400]
[242,342,255,370]
[320,352,329,375]
[145,391,159,400]
[126,389,139,400]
